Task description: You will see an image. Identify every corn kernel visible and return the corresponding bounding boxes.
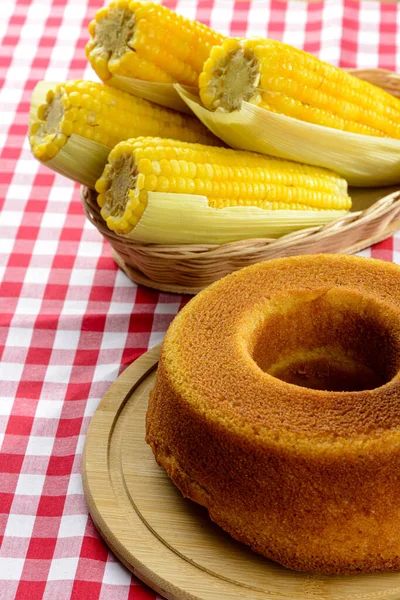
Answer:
[209,46,226,61]
[88,20,96,36]
[138,158,153,175]
[69,92,81,107]
[30,122,41,135]
[95,177,110,194]
[223,38,241,53]
[144,174,158,191]
[60,120,73,136]
[137,173,145,190]
[158,176,170,192]
[95,7,108,21]
[97,193,106,207]
[37,104,48,121]
[134,203,145,219]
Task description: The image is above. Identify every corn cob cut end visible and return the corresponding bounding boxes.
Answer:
[86,1,173,84]
[86,2,135,82]
[96,142,144,235]
[96,137,352,237]
[200,38,261,111]
[29,87,68,161]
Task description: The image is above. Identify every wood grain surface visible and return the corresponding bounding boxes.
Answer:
[83,345,400,600]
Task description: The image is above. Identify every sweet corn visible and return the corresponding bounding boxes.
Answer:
[95,137,351,235]
[86,0,225,87]
[199,38,400,138]
[29,80,218,187]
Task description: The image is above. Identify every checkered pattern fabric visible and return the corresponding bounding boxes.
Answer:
[1,0,400,598]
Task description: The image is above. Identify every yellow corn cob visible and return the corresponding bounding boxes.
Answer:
[86,0,225,87]
[95,137,351,235]
[29,80,218,187]
[199,38,400,139]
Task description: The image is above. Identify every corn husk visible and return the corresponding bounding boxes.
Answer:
[175,85,400,188]
[38,135,110,188]
[108,75,194,114]
[29,81,56,128]
[123,192,346,245]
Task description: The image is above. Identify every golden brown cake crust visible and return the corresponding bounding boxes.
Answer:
[146,254,400,575]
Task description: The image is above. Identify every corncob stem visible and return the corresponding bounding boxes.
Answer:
[88,5,143,82]
[95,6,134,64]
[98,153,142,232]
[201,43,261,111]
[31,92,67,160]
[105,155,137,218]
[96,137,351,236]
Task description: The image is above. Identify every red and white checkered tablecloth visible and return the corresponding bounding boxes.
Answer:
[1,0,400,598]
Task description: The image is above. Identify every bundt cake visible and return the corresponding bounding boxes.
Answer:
[146,254,400,575]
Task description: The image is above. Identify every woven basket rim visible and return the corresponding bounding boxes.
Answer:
[81,186,400,256]
[80,186,400,293]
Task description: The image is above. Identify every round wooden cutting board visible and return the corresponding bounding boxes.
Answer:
[83,346,400,600]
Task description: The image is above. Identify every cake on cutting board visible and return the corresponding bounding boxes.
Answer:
[147,254,400,575]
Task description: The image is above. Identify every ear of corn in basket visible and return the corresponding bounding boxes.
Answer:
[29,80,219,188]
[174,37,400,186]
[94,137,351,245]
[85,0,225,111]
[200,38,400,138]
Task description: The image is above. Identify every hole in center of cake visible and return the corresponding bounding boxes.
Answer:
[249,288,400,392]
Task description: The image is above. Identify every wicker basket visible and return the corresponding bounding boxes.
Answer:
[81,186,400,294]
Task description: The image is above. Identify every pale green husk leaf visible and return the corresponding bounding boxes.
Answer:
[126,193,346,244]
[43,135,110,188]
[108,75,195,114]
